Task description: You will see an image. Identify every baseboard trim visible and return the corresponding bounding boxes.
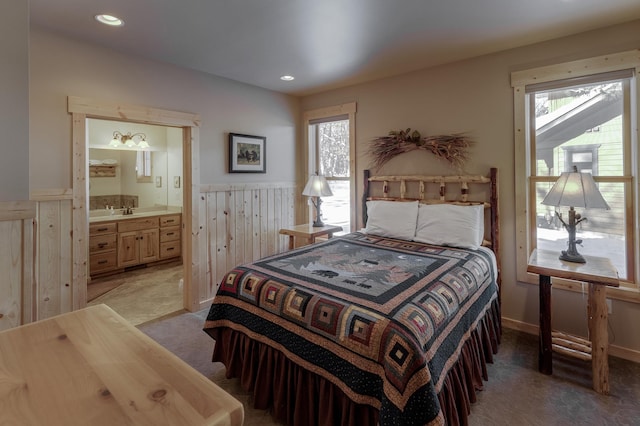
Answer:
[198,298,214,312]
[502,316,640,364]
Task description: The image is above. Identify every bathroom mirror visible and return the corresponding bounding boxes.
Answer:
[87,118,183,212]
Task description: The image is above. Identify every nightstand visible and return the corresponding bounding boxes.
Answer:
[527,248,619,395]
[279,223,343,250]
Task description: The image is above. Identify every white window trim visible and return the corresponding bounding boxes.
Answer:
[511,50,640,303]
[302,102,357,231]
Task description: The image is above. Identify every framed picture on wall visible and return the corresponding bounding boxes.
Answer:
[229,133,267,173]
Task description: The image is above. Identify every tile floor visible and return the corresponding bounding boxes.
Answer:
[88,261,183,325]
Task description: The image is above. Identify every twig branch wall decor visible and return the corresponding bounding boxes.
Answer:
[371,128,474,170]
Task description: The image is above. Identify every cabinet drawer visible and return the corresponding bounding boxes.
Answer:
[90,251,117,273]
[118,217,159,232]
[160,214,181,228]
[89,234,117,253]
[160,240,181,259]
[89,222,117,235]
[160,226,181,243]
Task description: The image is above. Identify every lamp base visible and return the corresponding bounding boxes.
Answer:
[559,250,586,264]
[311,197,325,228]
[555,207,587,263]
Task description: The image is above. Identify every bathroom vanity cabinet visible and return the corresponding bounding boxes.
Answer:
[89,212,181,277]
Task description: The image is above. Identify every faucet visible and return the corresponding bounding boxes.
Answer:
[122,205,134,215]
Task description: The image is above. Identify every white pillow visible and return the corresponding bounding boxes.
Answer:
[364,200,419,241]
[414,204,484,249]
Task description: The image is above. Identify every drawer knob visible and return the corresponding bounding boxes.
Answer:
[98,260,108,265]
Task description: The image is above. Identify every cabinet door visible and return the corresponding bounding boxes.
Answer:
[90,251,118,274]
[139,228,159,264]
[89,234,117,253]
[160,226,180,242]
[118,231,139,267]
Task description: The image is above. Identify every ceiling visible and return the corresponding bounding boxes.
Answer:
[29,0,640,96]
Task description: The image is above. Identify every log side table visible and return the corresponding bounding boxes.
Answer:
[279,223,343,250]
[527,248,619,395]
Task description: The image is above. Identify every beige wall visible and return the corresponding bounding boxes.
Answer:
[29,27,300,190]
[301,19,640,356]
[19,16,640,356]
[1,0,29,201]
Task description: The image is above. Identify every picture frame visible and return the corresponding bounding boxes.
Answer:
[229,133,266,173]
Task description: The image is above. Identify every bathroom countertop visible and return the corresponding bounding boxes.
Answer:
[89,209,181,223]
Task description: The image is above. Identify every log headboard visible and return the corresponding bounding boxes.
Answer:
[363,168,500,289]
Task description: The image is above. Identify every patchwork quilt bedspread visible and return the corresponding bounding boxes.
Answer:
[204,232,498,425]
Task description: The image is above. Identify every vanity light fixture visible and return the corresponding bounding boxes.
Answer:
[109,131,150,149]
[95,14,125,27]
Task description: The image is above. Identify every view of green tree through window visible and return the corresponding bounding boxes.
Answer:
[529,75,632,279]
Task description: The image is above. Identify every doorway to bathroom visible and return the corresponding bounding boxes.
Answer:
[85,118,185,325]
[68,96,201,323]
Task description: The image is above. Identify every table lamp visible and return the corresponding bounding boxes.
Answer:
[302,173,333,227]
[541,166,610,263]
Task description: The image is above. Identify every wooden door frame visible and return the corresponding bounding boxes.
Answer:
[68,96,202,312]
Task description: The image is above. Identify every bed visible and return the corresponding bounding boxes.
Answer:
[204,168,501,426]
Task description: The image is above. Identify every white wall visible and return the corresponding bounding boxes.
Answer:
[28,27,299,190]
[301,19,640,355]
[167,127,183,208]
[0,0,28,201]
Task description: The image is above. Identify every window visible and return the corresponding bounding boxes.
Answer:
[512,52,639,298]
[136,150,152,183]
[310,119,350,232]
[303,103,356,233]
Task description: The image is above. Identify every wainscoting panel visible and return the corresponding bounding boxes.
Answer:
[199,183,296,302]
[1,183,296,329]
[0,201,36,331]
[36,199,73,320]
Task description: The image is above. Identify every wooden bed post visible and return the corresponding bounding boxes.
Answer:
[363,169,371,227]
[490,167,501,294]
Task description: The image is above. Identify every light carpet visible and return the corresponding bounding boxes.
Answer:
[138,309,640,426]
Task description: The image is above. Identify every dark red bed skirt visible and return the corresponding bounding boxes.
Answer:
[208,299,501,426]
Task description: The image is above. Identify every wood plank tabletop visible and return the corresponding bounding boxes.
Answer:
[0,304,244,426]
[527,248,619,287]
[278,223,342,238]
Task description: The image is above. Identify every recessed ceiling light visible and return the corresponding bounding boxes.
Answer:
[95,14,124,27]
[280,75,295,81]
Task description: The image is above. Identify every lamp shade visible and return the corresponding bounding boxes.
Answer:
[302,175,333,197]
[541,168,610,210]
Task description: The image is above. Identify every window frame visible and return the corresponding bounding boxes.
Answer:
[562,144,600,174]
[511,51,640,303]
[302,102,357,232]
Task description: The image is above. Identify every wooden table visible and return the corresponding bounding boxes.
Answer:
[527,248,619,394]
[279,223,343,250]
[0,304,244,426]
